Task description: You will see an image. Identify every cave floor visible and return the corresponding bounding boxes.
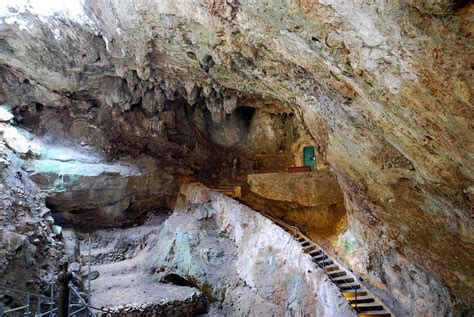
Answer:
[72,214,205,313]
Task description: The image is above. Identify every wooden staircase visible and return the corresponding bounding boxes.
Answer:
[209,185,242,199]
[262,212,392,317]
[211,185,392,316]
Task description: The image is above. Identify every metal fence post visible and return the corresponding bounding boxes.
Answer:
[88,234,92,306]
[25,292,31,316]
[50,280,54,317]
[57,263,73,317]
[35,296,42,317]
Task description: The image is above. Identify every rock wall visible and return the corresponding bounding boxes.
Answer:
[27,150,177,228]
[0,121,62,307]
[0,1,472,314]
[70,214,209,317]
[149,183,355,316]
[246,170,347,238]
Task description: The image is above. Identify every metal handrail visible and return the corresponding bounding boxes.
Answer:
[0,282,56,316]
[4,305,29,313]
[259,210,361,311]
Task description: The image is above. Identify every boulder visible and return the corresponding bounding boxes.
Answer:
[0,107,14,122]
[3,126,29,155]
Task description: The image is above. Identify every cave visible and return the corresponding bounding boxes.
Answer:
[0,1,472,317]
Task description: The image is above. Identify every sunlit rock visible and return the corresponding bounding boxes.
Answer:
[0,107,13,122]
[0,0,472,315]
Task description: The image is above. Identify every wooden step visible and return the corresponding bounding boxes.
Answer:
[308,249,322,257]
[353,304,384,312]
[349,296,375,304]
[313,254,328,261]
[338,283,361,291]
[328,270,347,278]
[342,290,368,298]
[318,259,334,266]
[303,245,317,253]
[357,312,390,317]
[324,264,340,272]
[332,276,354,284]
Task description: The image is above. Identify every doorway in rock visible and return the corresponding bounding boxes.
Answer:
[303,145,316,171]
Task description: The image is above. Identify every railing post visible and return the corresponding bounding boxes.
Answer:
[35,296,42,317]
[50,280,54,317]
[25,292,31,316]
[57,263,73,317]
[0,303,4,317]
[88,234,92,306]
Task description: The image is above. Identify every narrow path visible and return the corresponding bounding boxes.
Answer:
[77,214,208,316]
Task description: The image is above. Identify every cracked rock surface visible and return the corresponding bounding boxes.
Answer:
[0,1,472,315]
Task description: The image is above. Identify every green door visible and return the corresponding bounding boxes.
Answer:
[304,146,316,171]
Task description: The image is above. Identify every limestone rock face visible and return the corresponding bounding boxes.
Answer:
[0,141,62,307]
[24,143,178,228]
[3,126,30,155]
[246,170,347,238]
[248,170,344,207]
[0,107,13,122]
[0,0,472,315]
[150,183,355,316]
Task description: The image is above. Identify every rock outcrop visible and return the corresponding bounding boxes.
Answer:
[71,215,208,317]
[26,146,177,228]
[150,183,355,316]
[246,170,347,238]
[0,1,472,315]
[0,117,62,307]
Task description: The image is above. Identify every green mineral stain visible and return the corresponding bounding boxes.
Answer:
[52,176,67,193]
[343,237,357,253]
[286,274,306,310]
[27,159,130,177]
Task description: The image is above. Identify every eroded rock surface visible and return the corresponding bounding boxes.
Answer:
[0,0,472,315]
[72,214,208,316]
[246,170,347,238]
[25,144,177,228]
[0,120,62,308]
[149,183,355,316]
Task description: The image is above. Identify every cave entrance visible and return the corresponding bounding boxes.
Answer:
[202,99,347,241]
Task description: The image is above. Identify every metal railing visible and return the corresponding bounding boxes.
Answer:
[0,283,117,317]
[1,281,57,317]
[259,210,361,312]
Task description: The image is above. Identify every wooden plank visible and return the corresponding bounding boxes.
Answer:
[287,166,311,173]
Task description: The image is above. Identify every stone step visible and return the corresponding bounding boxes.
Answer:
[308,249,323,257]
[318,259,334,266]
[313,253,328,261]
[303,245,317,253]
[328,270,347,278]
[300,241,311,247]
[357,312,390,317]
